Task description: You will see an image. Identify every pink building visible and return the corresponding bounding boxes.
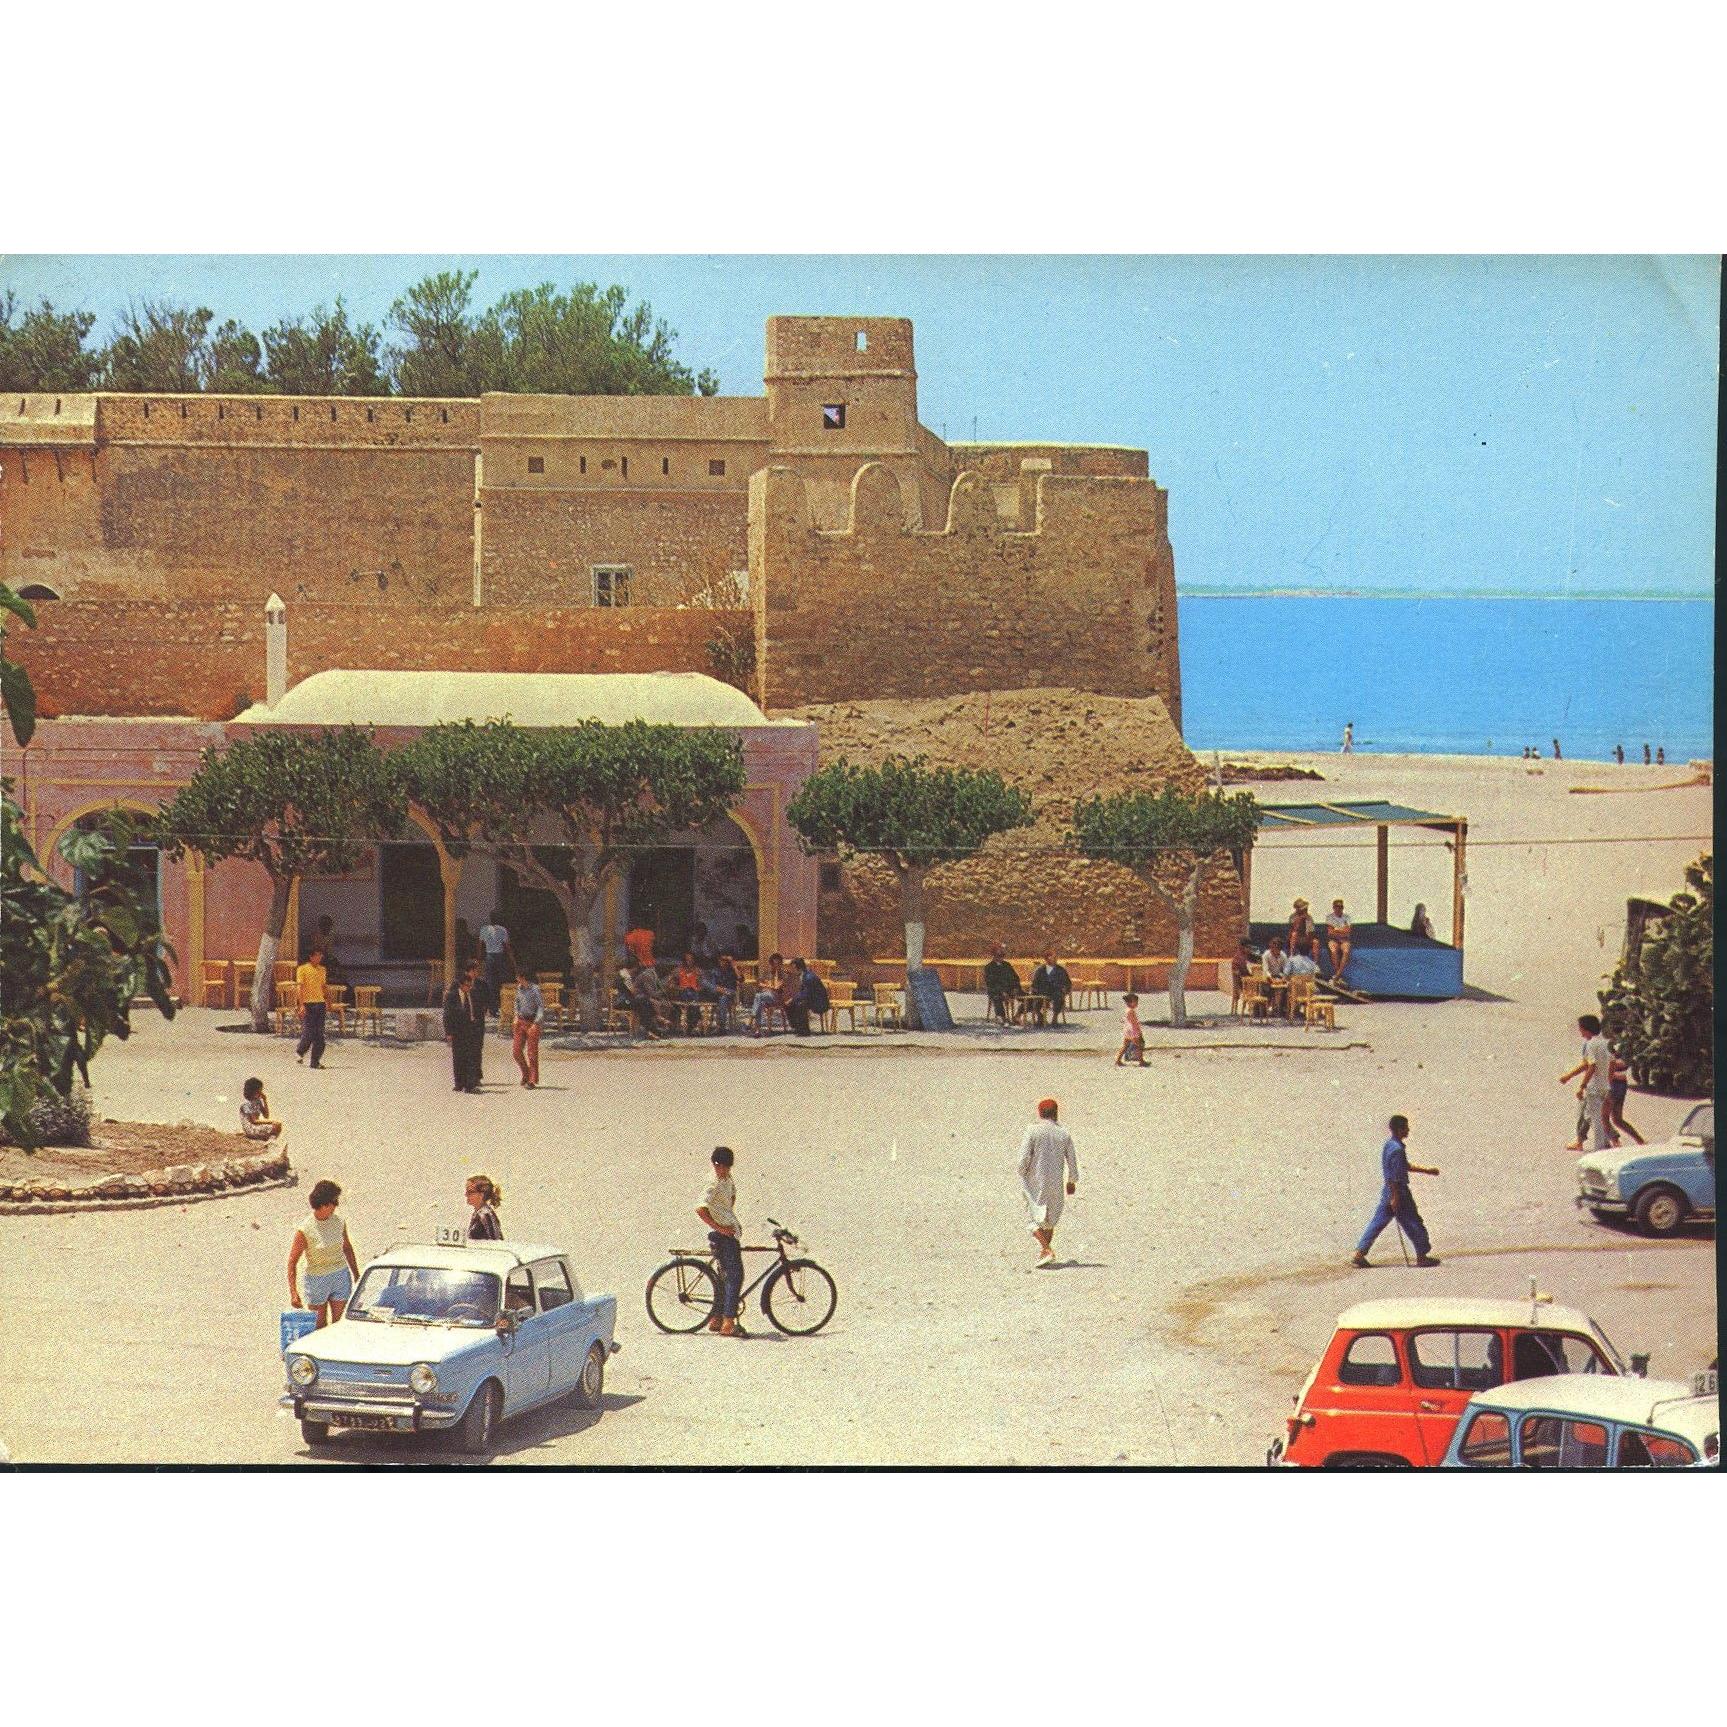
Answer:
[15,669,819,1005]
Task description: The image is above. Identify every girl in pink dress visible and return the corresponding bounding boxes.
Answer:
[1116,992,1147,1067]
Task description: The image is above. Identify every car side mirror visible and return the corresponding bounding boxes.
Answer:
[496,1310,519,1336]
[1629,1352,1650,1378]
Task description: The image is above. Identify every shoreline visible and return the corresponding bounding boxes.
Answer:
[1197,746,1714,771]
[1179,589,1713,603]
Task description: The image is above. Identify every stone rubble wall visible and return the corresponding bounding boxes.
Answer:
[0,1147,295,1214]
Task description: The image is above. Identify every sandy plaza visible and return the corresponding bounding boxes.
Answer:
[0,748,1712,1466]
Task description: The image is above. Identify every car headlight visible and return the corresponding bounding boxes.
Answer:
[288,1355,318,1387]
[409,1363,438,1396]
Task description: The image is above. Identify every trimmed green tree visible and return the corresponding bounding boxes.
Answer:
[157,728,407,1029]
[391,719,534,989]
[398,720,748,1020]
[1072,787,1261,1026]
[786,757,1033,1028]
[1600,854,1713,1095]
[1,582,175,1146]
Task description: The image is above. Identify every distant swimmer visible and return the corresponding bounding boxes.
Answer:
[1643,743,1652,765]
[1657,746,1666,765]
[1615,744,1625,764]
[1341,722,1354,755]
[1552,737,1562,761]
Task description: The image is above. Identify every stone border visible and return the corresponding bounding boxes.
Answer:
[0,1148,296,1216]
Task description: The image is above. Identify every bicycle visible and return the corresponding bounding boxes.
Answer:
[645,1217,838,1336]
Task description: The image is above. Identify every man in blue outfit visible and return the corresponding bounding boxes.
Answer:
[1351,1114,1441,1267]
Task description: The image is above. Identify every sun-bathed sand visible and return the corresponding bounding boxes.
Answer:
[0,750,1713,1465]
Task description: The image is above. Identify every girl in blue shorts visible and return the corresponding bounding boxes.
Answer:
[288,1179,360,1327]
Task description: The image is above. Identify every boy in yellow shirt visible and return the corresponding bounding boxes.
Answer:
[295,944,328,1069]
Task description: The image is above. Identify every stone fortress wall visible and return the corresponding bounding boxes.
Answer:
[4,317,1181,724]
[4,316,1225,964]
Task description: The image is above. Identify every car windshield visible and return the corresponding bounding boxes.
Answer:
[1588,1321,1628,1375]
[347,1266,500,1326]
[1680,1103,1713,1142]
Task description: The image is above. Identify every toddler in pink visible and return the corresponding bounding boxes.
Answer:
[1116,992,1147,1067]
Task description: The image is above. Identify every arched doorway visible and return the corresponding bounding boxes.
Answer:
[64,806,163,927]
[621,812,761,963]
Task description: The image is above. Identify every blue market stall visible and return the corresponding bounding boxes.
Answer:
[1245,799,1467,1000]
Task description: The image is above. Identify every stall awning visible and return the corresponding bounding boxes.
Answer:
[1245,798,1470,957]
[1256,800,1463,832]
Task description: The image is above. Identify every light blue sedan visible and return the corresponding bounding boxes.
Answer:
[1577,1102,1715,1236]
[281,1240,619,1454]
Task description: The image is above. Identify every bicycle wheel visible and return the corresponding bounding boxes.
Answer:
[762,1259,838,1336]
[645,1258,720,1333]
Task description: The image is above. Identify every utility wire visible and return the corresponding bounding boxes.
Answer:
[9,830,1711,854]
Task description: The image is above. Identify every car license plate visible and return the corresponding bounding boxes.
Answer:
[331,1412,395,1431]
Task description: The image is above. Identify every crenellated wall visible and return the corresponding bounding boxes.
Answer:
[2,393,478,603]
[3,317,1186,737]
[751,461,1181,722]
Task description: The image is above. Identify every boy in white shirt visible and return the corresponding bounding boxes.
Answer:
[696,1146,746,1336]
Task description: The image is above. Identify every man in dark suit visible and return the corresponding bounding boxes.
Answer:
[443,960,486,1092]
[1029,954,1072,1027]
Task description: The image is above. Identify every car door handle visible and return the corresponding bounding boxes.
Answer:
[1419,1400,1442,1412]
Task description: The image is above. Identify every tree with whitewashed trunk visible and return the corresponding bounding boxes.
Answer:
[1071,787,1261,1027]
[157,728,406,1031]
[398,720,747,1025]
[786,756,1033,1029]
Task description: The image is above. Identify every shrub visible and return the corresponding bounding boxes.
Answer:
[21,1085,94,1148]
[1600,854,1713,1095]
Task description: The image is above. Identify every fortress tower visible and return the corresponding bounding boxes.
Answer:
[763,316,933,528]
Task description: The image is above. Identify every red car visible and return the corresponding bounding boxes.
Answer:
[1268,1297,1630,1468]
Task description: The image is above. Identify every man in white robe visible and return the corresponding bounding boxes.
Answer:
[1018,1097,1079,1266]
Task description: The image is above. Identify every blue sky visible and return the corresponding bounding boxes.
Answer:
[4,254,1716,597]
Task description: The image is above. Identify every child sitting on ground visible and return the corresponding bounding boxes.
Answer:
[1116,993,1147,1067]
[240,1076,282,1140]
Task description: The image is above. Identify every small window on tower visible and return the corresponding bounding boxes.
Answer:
[527,456,545,474]
[709,459,726,477]
[662,457,670,476]
[855,331,868,352]
[592,566,632,608]
[822,404,846,431]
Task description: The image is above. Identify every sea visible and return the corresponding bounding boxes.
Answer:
[1179,596,1715,761]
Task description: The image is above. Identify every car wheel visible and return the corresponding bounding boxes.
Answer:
[1324,1453,1412,1469]
[1634,1185,1688,1236]
[459,1380,502,1454]
[300,1417,331,1449]
[573,1343,606,1411]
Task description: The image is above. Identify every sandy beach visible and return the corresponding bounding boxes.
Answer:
[0,748,1713,1466]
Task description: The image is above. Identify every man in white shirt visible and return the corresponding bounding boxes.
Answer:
[1261,937,1288,979]
[1284,939,1321,978]
[1018,1098,1079,1267]
[1560,1013,1616,1152]
[696,1145,745,1336]
[476,911,514,1012]
[1326,900,1353,981]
